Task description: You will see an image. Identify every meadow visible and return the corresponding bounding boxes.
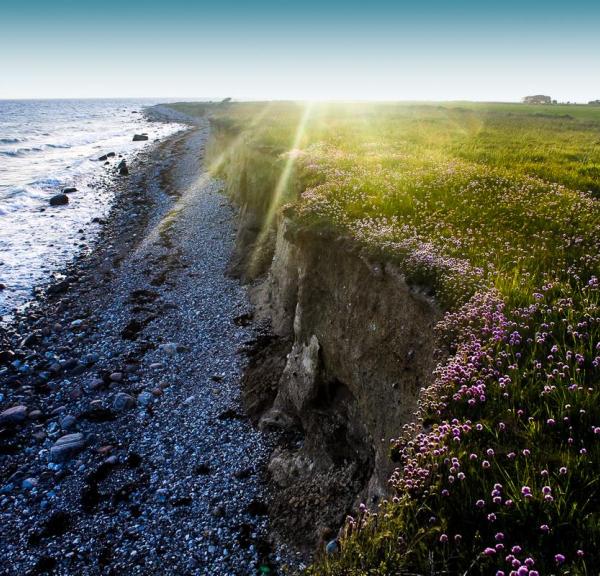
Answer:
[176,100,600,574]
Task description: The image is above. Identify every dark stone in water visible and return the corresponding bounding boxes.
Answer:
[117,159,129,176]
[62,187,77,193]
[132,134,148,141]
[107,152,116,157]
[98,154,108,161]
[49,194,69,206]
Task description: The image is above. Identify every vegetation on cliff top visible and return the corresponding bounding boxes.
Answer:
[174,101,600,574]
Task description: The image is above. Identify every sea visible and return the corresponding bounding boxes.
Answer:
[0,99,185,317]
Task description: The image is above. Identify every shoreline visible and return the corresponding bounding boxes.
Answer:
[1,113,191,326]
[0,113,288,574]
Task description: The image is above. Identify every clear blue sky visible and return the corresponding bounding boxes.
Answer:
[1,0,599,101]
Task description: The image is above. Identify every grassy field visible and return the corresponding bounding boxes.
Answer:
[173,101,600,574]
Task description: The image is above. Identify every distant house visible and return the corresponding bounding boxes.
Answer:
[522,95,553,104]
[589,100,600,106]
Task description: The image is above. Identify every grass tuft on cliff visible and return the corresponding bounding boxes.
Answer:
[175,101,600,574]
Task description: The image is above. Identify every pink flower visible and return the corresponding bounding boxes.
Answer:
[476,499,485,508]
[495,532,504,541]
[554,553,566,565]
[483,547,496,556]
[540,524,549,533]
[439,533,448,543]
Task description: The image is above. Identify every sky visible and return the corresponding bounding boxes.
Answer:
[1,0,599,102]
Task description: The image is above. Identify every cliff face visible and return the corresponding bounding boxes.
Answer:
[235,210,441,549]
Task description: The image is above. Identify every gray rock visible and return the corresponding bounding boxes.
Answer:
[49,193,69,206]
[137,391,154,406]
[50,433,85,462]
[160,342,178,356]
[132,134,149,141]
[60,414,77,430]
[326,539,339,555]
[62,187,77,193]
[109,372,123,382]
[22,478,38,490]
[113,392,136,411]
[0,405,27,426]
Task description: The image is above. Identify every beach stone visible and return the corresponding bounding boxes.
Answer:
[62,187,77,193]
[107,152,116,157]
[132,134,149,141]
[161,343,178,356]
[0,405,27,426]
[0,283,6,290]
[137,391,154,406]
[109,372,123,382]
[60,415,77,430]
[22,478,38,490]
[117,160,129,176]
[113,393,136,411]
[49,193,69,206]
[50,433,85,462]
[98,154,108,161]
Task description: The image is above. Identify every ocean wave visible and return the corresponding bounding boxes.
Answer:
[0,138,21,144]
[46,143,72,149]
[0,146,45,157]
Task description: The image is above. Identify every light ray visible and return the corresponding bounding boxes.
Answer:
[248,101,314,273]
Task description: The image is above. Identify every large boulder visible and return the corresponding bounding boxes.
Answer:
[49,193,69,206]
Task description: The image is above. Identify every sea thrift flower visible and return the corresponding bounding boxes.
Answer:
[554,553,566,565]
[540,524,550,533]
[483,547,496,556]
[439,534,448,543]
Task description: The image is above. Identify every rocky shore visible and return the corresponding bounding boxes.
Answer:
[0,113,293,574]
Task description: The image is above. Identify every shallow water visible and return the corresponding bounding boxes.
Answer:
[0,99,184,316]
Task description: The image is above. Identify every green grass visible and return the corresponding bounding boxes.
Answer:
[173,101,600,574]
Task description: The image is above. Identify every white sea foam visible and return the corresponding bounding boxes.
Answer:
[0,99,185,315]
